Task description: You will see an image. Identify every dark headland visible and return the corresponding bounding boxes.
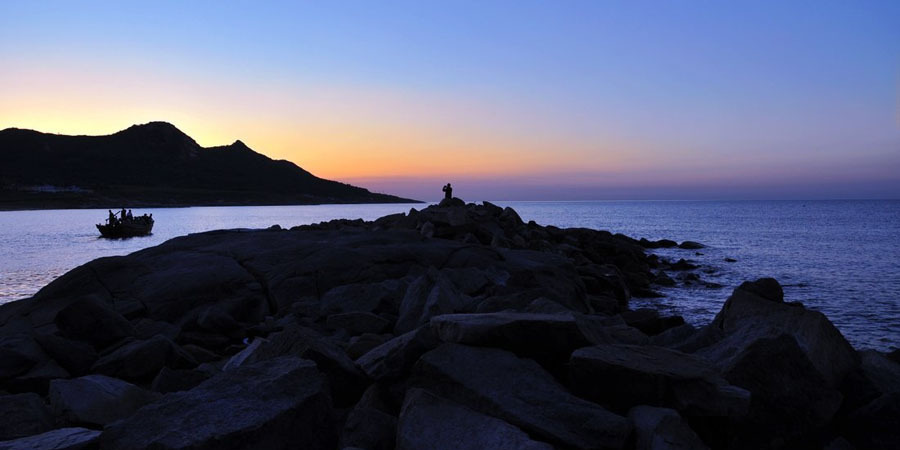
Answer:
[0,122,418,210]
[0,200,896,449]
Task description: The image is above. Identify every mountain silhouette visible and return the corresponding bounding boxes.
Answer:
[0,122,418,209]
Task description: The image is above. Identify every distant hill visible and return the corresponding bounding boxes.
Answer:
[0,122,418,209]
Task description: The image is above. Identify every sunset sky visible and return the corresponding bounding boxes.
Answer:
[1,1,898,200]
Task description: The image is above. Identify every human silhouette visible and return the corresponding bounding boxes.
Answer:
[442,183,453,200]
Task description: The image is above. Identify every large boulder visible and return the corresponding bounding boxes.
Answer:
[33,334,97,377]
[223,322,366,407]
[397,388,552,450]
[412,343,631,449]
[326,311,391,335]
[53,296,135,349]
[430,312,590,369]
[49,374,158,426]
[356,326,440,381]
[101,357,336,450]
[0,335,44,379]
[706,278,857,388]
[395,268,471,334]
[91,335,197,381]
[340,385,398,450]
[0,428,100,450]
[702,333,844,449]
[628,405,709,450]
[0,393,54,440]
[842,392,900,450]
[569,344,750,417]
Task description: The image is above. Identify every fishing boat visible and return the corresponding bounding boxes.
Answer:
[97,211,154,238]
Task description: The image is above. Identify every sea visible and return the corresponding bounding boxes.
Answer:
[0,200,897,352]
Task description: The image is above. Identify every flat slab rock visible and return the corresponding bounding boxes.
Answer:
[397,388,552,450]
[430,312,590,364]
[101,356,335,450]
[0,427,100,450]
[49,374,158,426]
[413,343,631,449]
[570,344,750,416]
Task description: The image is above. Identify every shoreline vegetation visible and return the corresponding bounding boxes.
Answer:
[0,122,420,211]
[0,200,896,449]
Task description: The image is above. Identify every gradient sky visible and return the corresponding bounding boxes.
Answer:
[1,1,898,200]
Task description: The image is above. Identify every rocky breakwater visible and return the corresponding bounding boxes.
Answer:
[0,199,896,449]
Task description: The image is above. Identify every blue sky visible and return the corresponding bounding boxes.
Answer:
[2,1,898,200]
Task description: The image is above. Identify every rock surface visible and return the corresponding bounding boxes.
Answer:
[49,375,158,426]
[413,343,631,449]
[101,357,335,450]
[0,202,879,449]
[0,428,100,450]
[397,388,552,450]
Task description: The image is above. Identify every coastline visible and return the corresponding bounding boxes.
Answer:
[0,200,896,449]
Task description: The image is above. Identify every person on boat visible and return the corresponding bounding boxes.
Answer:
[108,210,116,225]
[442,183,453,200]
[120,208,127,220]
[127,209,133,220]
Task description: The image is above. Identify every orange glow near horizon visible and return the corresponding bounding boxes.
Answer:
[0,62,647,182]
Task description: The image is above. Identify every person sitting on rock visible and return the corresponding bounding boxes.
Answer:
[442,183,453,200]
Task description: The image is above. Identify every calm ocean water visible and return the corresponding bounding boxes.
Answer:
[1,200,897,351]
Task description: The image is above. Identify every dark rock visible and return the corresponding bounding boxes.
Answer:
[0,393,54,440]
[49,374,158,426]
[0,427,100,450]
[628,405,709,450]
[420,220,435,237]
[669,259,697,271]
[180,343,221,363]
[724,257,737,263]
[150,367,211,393]
[54,296,135,349]
[397,388,552,450]
[707,279,857,388]
[131,318,180,340]
[887,348,900,364]
[320,280,404,315]
[91,335,197,381]
[678,241,704,249]
[196,306,242,336]
[0,336,42,379]
[223,322,366,407]
[653,271,676,287]
[650,323,697,348]
[5,358,70,395]
[843,392,900,450]
[395,268,470,334]
[858,350,900,396]
[326,311,391,335]
[735,277,783,303]
[340,386,398,450]
[704,333,844,448]
[620,309,661,335]
[33,334,97,377]
[345,333,392,360]
[569,344,750,417]
[639,238,678,249]
[438,197,465,208]
[357,326,440,381]
[430,312,590,369]
[574,314,650,346]
[100,357,336,450]
[412,343,631,449]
